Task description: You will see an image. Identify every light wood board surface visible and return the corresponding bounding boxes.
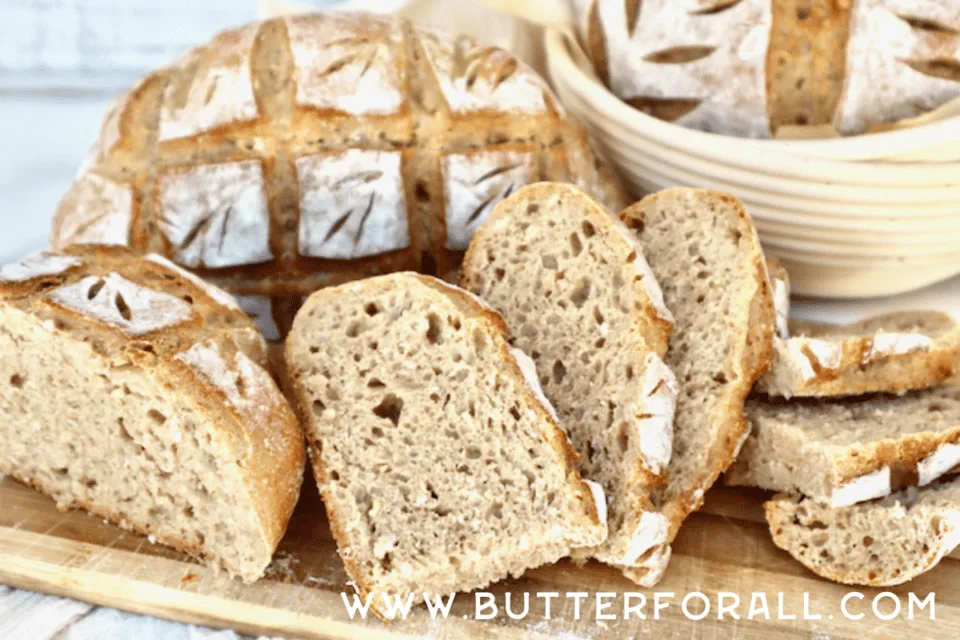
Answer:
[1,472,958,639]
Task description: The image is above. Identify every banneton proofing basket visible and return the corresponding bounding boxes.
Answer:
[543,26,960,298]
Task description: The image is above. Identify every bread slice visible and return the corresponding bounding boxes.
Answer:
[460,183,677,575]
[727,386,960,506]
[618,188,776,583]
[0,246,305,581]
[758,311,960,398]
[285,273,607,619]
[766,479,960,586]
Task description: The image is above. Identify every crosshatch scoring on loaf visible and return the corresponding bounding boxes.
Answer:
[50,11,630,341]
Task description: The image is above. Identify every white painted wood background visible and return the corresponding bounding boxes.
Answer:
[0,1,958,638]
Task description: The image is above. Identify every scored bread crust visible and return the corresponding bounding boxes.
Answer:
[0,245,305,581]
[618,188,776,583]
[285,273,606,619]
[460,182,677,574]
[50,12,629,338]
[758,311,960,398]
[574,0,960,138]
[765,482,960,587]
[727,386,960,507]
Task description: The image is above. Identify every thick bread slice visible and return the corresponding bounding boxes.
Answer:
[766,479,960,586]
[0,246,305,581]
[727,386,960,506]
[285,273,607,619]
[460,183,678,574]
[619,188,776,583]
[758,311,960,398]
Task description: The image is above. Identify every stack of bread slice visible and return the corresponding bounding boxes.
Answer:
[728,264,960,586]
[462,184,775,585]
[283,182,777,605]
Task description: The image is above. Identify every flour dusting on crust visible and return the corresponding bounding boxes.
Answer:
[285,13,405,116]
[54,173,133,248]
[419,30,552,116]
[832,467,892,508]
[918,443,960,487]
[837,0,960,134]
[636,353,677,474]
[159,22,260,141]
[583,479,609,527]
[157,160,272,269]
[587,0,773,137]
[0,253,83,284]
[296,149,410,259]
[48,273,195,335]
[865,331,935,364]
[442,150,537,250]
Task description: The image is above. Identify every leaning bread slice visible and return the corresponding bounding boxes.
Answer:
[460,183,677,574]
[766,479,960,586]
[0,246,305,581]
[727,386,960,506]
[285,273,607,619]
[618,189,776,584]
[758,311,960,398]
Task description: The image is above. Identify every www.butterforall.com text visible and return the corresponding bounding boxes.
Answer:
[341,590,935,622]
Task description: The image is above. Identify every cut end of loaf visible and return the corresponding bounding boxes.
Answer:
[0,246,305,582]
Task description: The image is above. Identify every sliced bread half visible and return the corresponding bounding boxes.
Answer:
[0,246,305,581]
[766,479,960,586]
[618,188,776,583]
[285,273,607,619]
[758,311,960,398]
[460,183,677,574]
[727,386,960,507]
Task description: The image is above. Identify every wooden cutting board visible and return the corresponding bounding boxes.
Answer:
[1,473,958,640]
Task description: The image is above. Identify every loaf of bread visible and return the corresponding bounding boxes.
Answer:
[285,272,607,619]
[461,183,677,579]
[758,311,960,398]
[766,479,960,586]
[618,188,775,585]
[50,12,629,338]
[727,386,960,506]
[0,246,305,581]
[574,0,960,137]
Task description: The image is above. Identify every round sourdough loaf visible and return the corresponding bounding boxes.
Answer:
[573,0,960,138]
[50,11,629,337]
